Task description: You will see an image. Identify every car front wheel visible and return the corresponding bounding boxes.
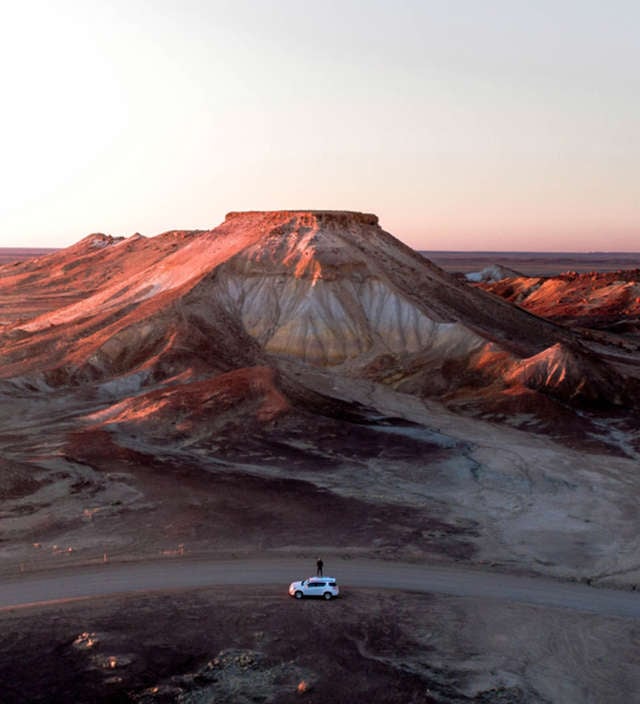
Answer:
[294,591,303,599]
[323,592,332,600]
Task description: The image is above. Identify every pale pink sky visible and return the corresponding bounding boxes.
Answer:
[1,1,638,251]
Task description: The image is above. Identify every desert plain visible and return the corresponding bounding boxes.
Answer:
[0,211,639,703]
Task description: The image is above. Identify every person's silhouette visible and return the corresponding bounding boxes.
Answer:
[316,558,323,576]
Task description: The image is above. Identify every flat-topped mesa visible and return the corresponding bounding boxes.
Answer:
[224,210,379,228]
[217,209,390,289]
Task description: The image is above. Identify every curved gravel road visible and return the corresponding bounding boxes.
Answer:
[1,558,638,619]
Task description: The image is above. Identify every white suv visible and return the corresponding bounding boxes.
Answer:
[289,576,340,600]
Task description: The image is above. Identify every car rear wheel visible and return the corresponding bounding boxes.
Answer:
[323,592,332,600]
[294,591,303,599]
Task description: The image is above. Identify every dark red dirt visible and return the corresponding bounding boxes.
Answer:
[0,588,514,704]
[63,430,476,563]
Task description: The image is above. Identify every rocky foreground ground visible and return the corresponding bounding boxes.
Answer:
[2,585,639,704]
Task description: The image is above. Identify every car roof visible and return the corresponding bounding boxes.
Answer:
[307,576,336,580]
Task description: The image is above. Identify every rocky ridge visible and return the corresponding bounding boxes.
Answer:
[479,269,640,334]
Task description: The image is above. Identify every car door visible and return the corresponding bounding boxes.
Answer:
[305,579,324,596]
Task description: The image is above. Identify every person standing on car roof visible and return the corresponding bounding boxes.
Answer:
[316,558,323,576]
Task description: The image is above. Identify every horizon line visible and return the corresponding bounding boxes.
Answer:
[2,246,640,256]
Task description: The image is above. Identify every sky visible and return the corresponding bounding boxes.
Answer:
[0,1,638,251]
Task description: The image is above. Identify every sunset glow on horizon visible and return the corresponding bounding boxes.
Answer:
[1,1,638,252]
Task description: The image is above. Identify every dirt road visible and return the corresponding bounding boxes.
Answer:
[1,558,638,619]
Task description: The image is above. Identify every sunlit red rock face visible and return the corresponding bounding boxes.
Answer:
[480,270,640,334]
[87,366,291,438]
[0,211,635,421]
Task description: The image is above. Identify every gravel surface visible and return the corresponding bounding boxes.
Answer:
[2,557,639,620]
